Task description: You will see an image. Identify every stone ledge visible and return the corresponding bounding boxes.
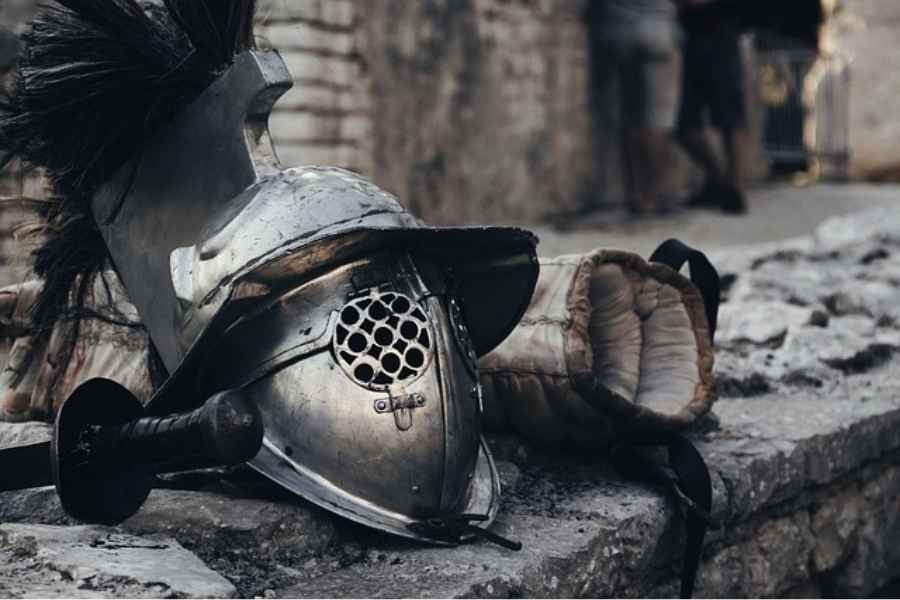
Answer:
[0,523,237,598]
[2,207,900,597]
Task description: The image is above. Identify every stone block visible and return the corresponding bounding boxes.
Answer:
[279,50,360,88]
[256,0,354,28]
[270,111,342,143]
[0,523,236,598]
[259,22,354,55]
[811,488,863,573]
[274,83,368,113]
[834,465,900,596]
[0,420,49,449]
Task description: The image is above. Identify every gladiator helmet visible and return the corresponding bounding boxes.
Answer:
[1,1,538,542]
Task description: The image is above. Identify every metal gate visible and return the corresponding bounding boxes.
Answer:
[756,49,850,179]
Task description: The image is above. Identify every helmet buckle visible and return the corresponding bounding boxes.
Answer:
[373,393,426,431]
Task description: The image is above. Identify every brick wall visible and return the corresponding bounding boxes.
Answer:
[259,1,607,224]
[1,2,872,238]
[0,0,682,236]
[255,0,373,174]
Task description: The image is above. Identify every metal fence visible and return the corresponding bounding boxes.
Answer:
[756,49,850,179]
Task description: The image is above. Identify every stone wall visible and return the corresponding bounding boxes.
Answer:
[256,0,373,174]
[828,0,900,177]
[2,2,900,226]
[357,0,596,224]
[258,0,599,224]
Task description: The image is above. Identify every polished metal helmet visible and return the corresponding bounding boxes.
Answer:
[89,50,538,542]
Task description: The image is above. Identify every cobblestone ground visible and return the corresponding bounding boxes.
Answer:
[532,182,899,258]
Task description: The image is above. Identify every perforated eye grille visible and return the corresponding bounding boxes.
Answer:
[333,290,433,389]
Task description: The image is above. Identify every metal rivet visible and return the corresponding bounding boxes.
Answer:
[415,395,425,406]
[376,400,388,411]
[411,485,420,494]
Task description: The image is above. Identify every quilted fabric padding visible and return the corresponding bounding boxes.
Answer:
[479,249,715,448]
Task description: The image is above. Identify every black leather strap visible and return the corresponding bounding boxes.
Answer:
[650,238,721,340]
[611,430,719,598]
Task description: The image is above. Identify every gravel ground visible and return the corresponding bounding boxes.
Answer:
[530,182,899,258]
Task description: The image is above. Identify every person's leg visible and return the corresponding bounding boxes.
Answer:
[618,44,653,216]
[723,126,749,190]
[621,130,645,215]
[675,36,726,204]
[622,32,680,215]
[709,27,749,213]
[677,127,725,185]
[642,33,681,214]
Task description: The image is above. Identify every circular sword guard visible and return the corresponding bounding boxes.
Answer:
[52,380,264,525]
[52,378,153,525]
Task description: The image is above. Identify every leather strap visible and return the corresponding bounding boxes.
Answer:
[611,430,720,598]
[607,239,723,597]
[650,238,721,340]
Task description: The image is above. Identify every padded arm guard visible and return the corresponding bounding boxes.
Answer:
[478,249,716,448]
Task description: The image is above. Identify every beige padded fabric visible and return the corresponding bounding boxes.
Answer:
[479,249,715,448]
[0,267,156,423]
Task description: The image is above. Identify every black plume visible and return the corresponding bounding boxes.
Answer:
[0,0,256,348]
[1,0,256,196]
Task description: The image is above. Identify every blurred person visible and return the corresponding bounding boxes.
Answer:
[675,0,749,214]
[587,0,681,217]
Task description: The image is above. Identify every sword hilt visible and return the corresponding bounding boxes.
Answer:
[95,390,262,472]
[54,379,263,524]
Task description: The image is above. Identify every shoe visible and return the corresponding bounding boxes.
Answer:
[684,182,719,208]
[720,185,747,215]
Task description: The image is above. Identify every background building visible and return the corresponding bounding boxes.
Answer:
[0,0,897,231]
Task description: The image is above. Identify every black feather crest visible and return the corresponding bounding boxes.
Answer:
[0,0,256,342]
[1,0,256,196]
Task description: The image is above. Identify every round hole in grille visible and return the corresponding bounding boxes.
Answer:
[347,332,368,353]
[340,305,360,326]
[405,348,425,369]
[374,326,394,346]
[392,296,410,314]
[400,320,419,340]
[354,363,375,383]
[368,301,388,321]
[382,352,402,374]
[333,290,433,389]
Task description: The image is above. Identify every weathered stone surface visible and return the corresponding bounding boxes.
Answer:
[0,523,236,598]
[124,484,342,594]
[833,465,900,596]
[811,488,862,573]
[0,487,70,525]
[0,420,50,449]
[716,300,813,346]
[0,477,343,596]
[4,207,900,597]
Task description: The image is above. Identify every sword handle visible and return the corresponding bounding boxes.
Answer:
[98,389,263,472]
[55,380,264,525]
